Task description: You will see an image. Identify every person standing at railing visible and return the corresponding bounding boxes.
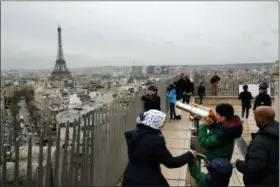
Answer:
[253,83,271,111]
[176,73,186,100]
[195,103,243,161]
[197,82,206,105]
[122,110,196,187]
[188,151,233,187]
[183,77,194,104]
[210,72,220,96]
[167,84,177,121]
[141,85,161,112]
[238,85,253,123]
[235,106,279,187]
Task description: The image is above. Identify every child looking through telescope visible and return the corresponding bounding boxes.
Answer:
[176,102,243,161]
[193,103,243,161]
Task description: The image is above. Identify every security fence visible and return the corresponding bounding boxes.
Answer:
[193,71,276,96]
[0,74,180,187]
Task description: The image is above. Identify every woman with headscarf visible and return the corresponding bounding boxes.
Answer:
[122,110,195,186]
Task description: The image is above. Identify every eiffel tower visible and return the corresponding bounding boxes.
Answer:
[49,25,72,81]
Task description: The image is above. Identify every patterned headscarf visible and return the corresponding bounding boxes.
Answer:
[136,110,166,130]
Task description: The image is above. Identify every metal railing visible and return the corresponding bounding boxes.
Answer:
[0,75,180,187]
[193,72,276,96]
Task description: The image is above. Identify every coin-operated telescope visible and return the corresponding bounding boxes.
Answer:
[175,102,216,124]
[175,102,216,154]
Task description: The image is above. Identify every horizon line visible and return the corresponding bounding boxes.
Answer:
[1,62,274,71]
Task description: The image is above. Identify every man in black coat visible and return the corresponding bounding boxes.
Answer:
[253,84,271,111]
[176,74,186,100]
[122,110,195,186]
[238,85,253,122]
[197,82,206,105]
[183,77,194,104]
[141,85,161,112]
[235,106,279,187]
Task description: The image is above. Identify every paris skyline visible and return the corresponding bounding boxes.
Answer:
[1,1,278,70]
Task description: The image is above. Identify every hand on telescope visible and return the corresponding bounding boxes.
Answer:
[190,149,197,157]
[201,117,213,126]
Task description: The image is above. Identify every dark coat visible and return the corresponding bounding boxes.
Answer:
[253,93,271,110]
[238,91,253,107]
[197,85,206,97]
[176,78,186,99]
[177,78,186,90]
[184,80,194,93]
[141,95,161,112]
[122,124,193,186]
[236,120,279,187]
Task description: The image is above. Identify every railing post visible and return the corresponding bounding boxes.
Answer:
[190,117,202,186]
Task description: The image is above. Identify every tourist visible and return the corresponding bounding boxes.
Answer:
[197,82,206,105]
[235,106,279,186]
[238,85,253,122]
[122,110,196,186]
[176,73,186,100]
[183,76,194,104]
[253,83,271,111]
[141,85,161,112]
[210,72,220,96]
[188,153,233,187]
[168,84,177,121]
[195,103,243,161]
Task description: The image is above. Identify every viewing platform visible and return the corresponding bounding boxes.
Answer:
[0,75,278,187]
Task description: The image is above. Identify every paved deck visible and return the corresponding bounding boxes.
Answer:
[161,103,259,186]
[161,112,192,186]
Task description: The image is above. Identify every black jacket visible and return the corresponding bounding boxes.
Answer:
[197,86,206,97]
[184,80,194,93]
[177,78,186,90]
[141,95,161,112]
[238,91,253,106]
[122,124,194,186]
[253,93,271,110]
[236,120,279,187]
[176,78,186,99]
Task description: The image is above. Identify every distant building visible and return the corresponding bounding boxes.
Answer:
[147,66,154,74]
[147,66,163,74]
[132,66,143,75]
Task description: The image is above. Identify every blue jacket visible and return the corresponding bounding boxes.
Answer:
[168,89,176,104]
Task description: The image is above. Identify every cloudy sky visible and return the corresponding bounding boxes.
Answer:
[1,1,278,69]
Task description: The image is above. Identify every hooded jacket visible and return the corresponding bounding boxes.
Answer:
[122,110,194,186]
[253,92,271,110]
[197,116,243,161]
[236,120,279,187]
[168,88,176,104]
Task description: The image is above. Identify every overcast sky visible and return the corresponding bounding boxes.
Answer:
[1,1,279,69]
